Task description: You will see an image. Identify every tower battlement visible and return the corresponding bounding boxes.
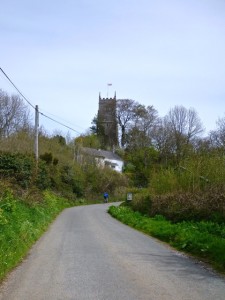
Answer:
[97,92,118,148]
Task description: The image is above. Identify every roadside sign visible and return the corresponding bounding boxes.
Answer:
[127,193,133,201]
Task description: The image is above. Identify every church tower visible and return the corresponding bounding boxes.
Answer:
[97,92,118,149]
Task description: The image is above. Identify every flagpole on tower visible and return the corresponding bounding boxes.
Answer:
[107,83,112,98]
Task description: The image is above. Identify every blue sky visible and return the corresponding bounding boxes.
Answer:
[1,0,225,137]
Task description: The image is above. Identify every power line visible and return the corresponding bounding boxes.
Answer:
[39,108,86,131]
[0,67,36,109]
[39,112,81,134]
[0,67,82,135]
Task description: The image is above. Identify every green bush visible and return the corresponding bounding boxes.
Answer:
[150,188,225,222]
[130,192,152,215]
[35,160,51,190]
[150,168,179,194]
[0,189,16,212]
[108,205,225,273]
[0,152,35,188]
[124,185,225,223]
[39,152,53,164]
[0,190,72,281]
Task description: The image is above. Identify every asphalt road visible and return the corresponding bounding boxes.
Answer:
[0,203,225,300]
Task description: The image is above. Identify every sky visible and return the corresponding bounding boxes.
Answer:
[1,0,225,138]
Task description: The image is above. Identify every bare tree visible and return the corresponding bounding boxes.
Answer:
[166,105,203,161]
[209,117,225,149]
[168,106,203,141]
[127,104,158,149]
[116,99,159,149]
[152,117,175,163]
[133,105,158,135]
[0,90,31,139]
[116,99,137,147]
[152,106,203,163]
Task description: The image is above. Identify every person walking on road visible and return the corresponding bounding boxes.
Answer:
[103,192,109,203]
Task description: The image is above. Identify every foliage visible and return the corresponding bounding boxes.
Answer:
[39,152,53,164]
[116,100,158,148]
[150,167,180,194]
[129,186,225,223]
[128,151,225,222]
[149,188,225,222]
[81,164,128,200]
[35,160,51,190]
[129,192,152,215]
[0,151,35,188]
[51,135,66,146]
[0,90,31,139]
[0,189,16,212]
[0,190,73,281]
[1,87,225,276]
[116,99,137,147]
[124,147,159,187]
[59,164,85,198]
[75,133,101,149]
[209,117,225,149]
[0,130,34,153]
[0,143,128,200]
[108,206,225,273]
[90,115,98,134]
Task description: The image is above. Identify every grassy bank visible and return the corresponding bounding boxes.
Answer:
[0,190,74,281]
[108,205,225,273]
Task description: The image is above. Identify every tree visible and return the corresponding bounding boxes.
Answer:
[117,100,158,149]
[52,134,66,146]
[152,106,203,164]
[192,137,212,154]
[116,99,137,147]
[90,115,106,148]
[124,146,158,187]
[209,117,225,149]
[166,106,203,161]
[127,104,158,149]
[75,134,101,149]
[169,105,202,138]
[152,117,175,164]
[90,115,98,135]
[0,90,31,139]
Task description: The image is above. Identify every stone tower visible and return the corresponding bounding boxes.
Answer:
[97,92,118,149]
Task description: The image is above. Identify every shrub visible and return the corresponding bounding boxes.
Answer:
[35,160,51,190]
[0,189,16,212]
[0,152,35,188]
[0,208,8,225]
[150,187,225,222]
[39,152,53,164]
[125,186,225,223]
[130,191,152,215]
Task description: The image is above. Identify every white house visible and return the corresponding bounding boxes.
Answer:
[79,147,124,173]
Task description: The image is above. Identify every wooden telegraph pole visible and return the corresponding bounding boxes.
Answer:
[34,105,39,161]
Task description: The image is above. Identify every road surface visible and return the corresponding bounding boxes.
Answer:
[0,203,225,300]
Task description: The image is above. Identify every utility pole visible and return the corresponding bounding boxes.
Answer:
[34,105,39,161]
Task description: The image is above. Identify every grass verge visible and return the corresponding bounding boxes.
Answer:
[108,205,225,274]
[0,190,73,281]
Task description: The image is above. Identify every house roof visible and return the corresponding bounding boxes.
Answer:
[82,147,123,161]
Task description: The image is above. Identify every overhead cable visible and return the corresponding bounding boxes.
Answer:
[0,67,82,134]
[39,112,81,134]
[0,67,36,109]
